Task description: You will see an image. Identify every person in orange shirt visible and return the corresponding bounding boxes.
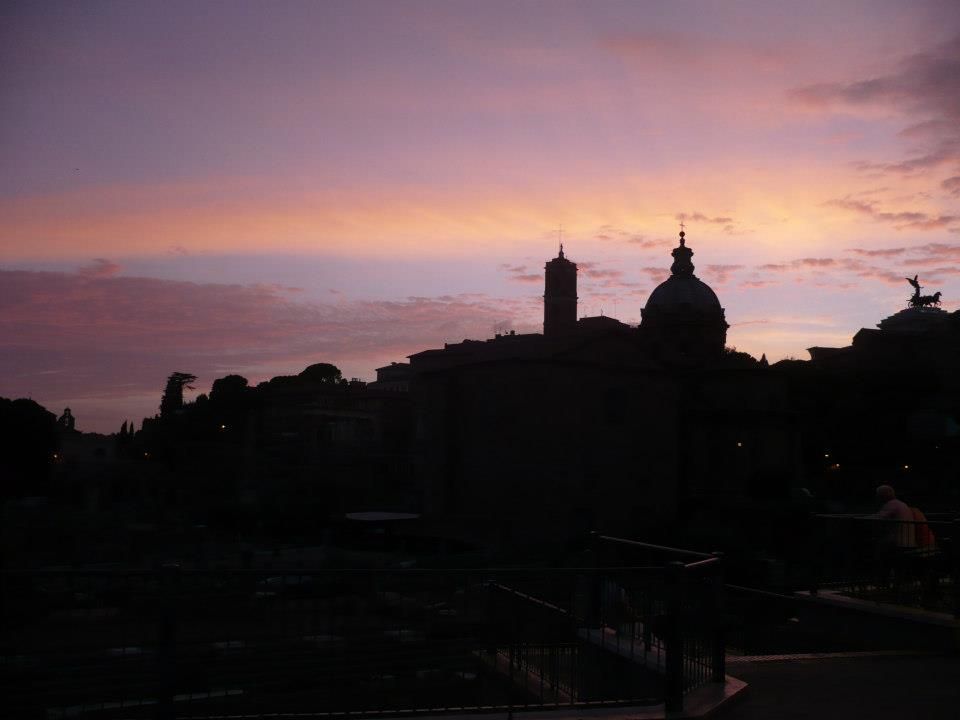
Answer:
[875,485,916,549]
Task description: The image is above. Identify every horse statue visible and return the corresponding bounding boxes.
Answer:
[915,291,942,308]
[906,275,942,308]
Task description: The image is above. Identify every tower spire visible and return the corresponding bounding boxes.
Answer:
[670,225,694,276]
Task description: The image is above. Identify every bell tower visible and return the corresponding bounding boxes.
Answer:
[544,244,578,336]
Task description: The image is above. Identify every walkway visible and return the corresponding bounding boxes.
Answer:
[722,652,960,720]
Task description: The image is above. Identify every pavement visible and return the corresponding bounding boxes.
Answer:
[720,652,960,720]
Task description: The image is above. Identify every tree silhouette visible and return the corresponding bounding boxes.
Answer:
[0,397,57,499]
[298,363,343,384]
[210,374,249,402]
[160,372,197,417]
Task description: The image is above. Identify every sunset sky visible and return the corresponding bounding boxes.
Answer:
[2,0,959,431]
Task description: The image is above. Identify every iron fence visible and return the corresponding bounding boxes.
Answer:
[808,515,959,617]
[0,557,725,720]
[591,534,726,712]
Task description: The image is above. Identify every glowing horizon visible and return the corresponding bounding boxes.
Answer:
[2,1,959,431]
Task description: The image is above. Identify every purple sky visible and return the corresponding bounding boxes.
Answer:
[2,1,959,431]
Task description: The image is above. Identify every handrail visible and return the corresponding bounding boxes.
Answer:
[592,533,713,560]
[486,582,571,616]
[0,565,662,576]
[815,514,953,527]
[684,557,721,572]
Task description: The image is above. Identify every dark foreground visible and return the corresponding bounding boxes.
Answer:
[724,652,960,720]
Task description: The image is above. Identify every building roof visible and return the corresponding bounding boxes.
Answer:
[643,229,724,315]
[877,306,951,334]
[646,274,723,312]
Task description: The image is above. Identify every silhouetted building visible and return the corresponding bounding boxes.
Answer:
[371,362,412,392]
[797,300,960,507]
[639,230,728,364]
[406,231,794,554]
[543,245,578,336]
[57,407,76,433]
[808,304,958,378]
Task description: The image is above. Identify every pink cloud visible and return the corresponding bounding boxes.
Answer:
[639,267,669,283]
[758,258,838,271]
[578,262,625,282]
[629,237,670,248]
[677,211,735,225]
[703,264,745,284]
[77,258,122,278]
[791,34,960,177]
[747,244,960,292]
[604,33,800,73]
[826,197,960,231]
[0,269,535,430]
[499,263,542,284]
[907,243,960,263]
[848,247,907,257]
[850,242,960,265]
[593,225,669,248]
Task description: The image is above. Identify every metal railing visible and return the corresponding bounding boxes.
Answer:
[0,554,725,719]
[591,534,726,712]
[808,515,959,618]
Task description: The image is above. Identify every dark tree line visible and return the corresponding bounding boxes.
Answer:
[160,372,197,417]
[0,398,58,500]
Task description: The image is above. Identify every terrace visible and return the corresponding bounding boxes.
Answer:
[1,538,735,719]
[805,515,959,619]
[5,517,957,720]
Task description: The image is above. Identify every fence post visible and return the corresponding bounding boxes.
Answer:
[953,519,960,620]
[588,532,603,628]
[157,563,180,720]
[664,561,685,714]
[710,552,726,683]
[808,515,821,596]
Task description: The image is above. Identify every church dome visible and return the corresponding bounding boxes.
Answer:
[643,229,723,314]
[639,229,728,363]
[646,274,722,312]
